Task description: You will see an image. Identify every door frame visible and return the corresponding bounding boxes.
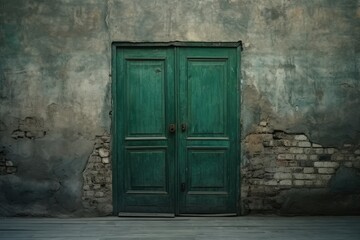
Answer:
[111,42,242,216]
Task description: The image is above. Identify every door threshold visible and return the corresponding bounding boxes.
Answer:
[178,213,237,217]
[118,212,175,218]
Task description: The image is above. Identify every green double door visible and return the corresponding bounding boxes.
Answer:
[114,45,240,216]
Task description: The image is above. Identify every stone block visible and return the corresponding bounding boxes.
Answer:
[314,162,339,168]
[279,180,292,186]
[277,167,291,173]
[5,160,13,167]
[293,180,305,186]
[325,148,336,154]
[296,154,308,160]
[264,180,278,186]
[293,173,316,180]
[309,155,318,161]
[277,154,294,160]
[312,143,322,148]
[259,121,267,127]
[355,150,360,155]
[298,142,311,147]
[304,180,314,186]
[274,172,292,180]
[102,157,110,164]
[95,192,104,198]
[318,168,335,174]
[291,167,303,173]
[290,147,303,154]
[294,135,308,141]
[99,148,110,158]
[315,149,324,154]
[318,175,332,181]
[335,155,345,161]
[303,167,315,174]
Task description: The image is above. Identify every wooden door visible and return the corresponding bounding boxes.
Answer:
[114,48,176,214]
[113,44,240,216]
[177,47,238,214]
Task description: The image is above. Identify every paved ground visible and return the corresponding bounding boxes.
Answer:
[0,216,359,240]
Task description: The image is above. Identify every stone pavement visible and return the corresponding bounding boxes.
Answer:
[0,216,359,240]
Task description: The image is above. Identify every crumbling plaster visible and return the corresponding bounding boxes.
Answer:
[0,0,359,216]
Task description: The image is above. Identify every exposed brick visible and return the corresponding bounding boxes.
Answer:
[298,142,311,147]
[293,180,305,186]
[279,180,292,186]
[101,157,110,164]
[293,173,316,180]
[274,172,292,180]
[277,167,291,173]
[309,155,318,161]
[296,154,308,160]
[294,135,308,141]
[277,154,294,160]
[303,167,315,174]
[314,162,339,168]
[335,155,345,161]
[291,167,303,173]
[318,175,332,181]
[264,180,278,186]
[312,143,322,148]
[99,148,110,158]
[299,160,314,167]
[318,168,335,174]
[5,161,13,167]
[289,147,303,154]
[315,148,324,154]
[325,148,336,154]
[304,180,314,186]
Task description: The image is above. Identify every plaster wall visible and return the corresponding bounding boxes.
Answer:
[0,0,359,216]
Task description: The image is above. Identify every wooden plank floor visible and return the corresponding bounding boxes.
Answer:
[0,216,359,240]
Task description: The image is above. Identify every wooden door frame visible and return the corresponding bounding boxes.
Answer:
[111,42,242,216]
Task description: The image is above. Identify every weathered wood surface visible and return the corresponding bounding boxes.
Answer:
[0,216,360,239]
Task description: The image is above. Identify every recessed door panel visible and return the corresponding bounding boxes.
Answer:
[126,60,166,137]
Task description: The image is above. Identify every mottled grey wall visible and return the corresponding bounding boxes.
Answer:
[0,0,359,216]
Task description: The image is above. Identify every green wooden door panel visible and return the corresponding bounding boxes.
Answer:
[178,47,238,214]
[187,60,227,136]
[114,45,239,215]
[126,60,166,136]
[116,48,175,213]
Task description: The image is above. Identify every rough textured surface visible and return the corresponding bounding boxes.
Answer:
[0,0,359,216]
[241,121,360,215]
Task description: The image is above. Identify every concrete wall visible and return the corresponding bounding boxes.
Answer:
[0,0,359,216]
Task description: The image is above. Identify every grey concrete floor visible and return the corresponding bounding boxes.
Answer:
[0,216,360,240]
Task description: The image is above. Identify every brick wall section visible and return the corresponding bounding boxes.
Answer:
[82,134,112,216]
[242,122,360,213]
[0,151,17,175]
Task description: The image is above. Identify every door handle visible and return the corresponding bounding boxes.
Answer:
[169,124,176,133]
[181,123,187,132]
[181,183,186,192]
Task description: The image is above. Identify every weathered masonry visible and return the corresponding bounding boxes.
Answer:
[1,1,359,217]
